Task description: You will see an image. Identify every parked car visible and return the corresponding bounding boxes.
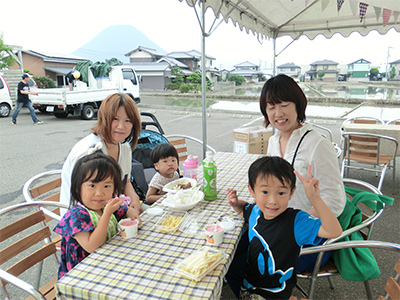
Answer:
[0,74,14,117]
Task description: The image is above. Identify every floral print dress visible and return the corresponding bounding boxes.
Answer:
[54,203,127,279]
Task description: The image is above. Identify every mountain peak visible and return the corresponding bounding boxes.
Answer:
[72,25,166,63]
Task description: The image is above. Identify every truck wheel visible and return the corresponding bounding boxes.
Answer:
[81,104,95,120]
[54,111,68,118]
[0,103,11,117]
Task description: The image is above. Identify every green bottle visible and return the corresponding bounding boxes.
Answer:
[203,151,217,200]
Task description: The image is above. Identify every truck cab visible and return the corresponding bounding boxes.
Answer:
[0,74,14,117]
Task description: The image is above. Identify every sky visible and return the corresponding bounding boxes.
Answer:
[1,0,399,71]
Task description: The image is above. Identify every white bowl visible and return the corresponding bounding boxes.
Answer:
[163,189,204,211]
[162,178,197,194]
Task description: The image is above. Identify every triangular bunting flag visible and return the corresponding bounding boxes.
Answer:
[322,0,330,12]
[383,8,392,27]
[349,0,358,16]
[337,0,345,13]
[359,2,369,23]
[373,6,381,21]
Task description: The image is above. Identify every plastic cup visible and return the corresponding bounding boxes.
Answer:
[119,219,139,238]
[204,224,224,246]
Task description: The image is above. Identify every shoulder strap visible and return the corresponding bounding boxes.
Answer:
[291,130,312,165]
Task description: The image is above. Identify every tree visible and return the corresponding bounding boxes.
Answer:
[0,34,15,69]
[390,66,396,79]
[317,71,325,80]
[227,74,246,86]
[171,67,184,84]
[369,67,379,80]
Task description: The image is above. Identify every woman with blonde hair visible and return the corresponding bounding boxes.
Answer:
[60,93,142,218]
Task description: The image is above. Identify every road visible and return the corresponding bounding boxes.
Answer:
[0,94,398,300]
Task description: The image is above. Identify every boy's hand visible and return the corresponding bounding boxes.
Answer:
[104,197,123,216]
[294,165,321,202]
[226,189,238,208]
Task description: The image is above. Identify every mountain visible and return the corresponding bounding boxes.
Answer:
[72,25,166,63]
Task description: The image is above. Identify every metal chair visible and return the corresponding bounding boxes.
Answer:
[23,170,64,222]
[305,121,342,159]
[0,201,67,300]
[385,118,400,125]
[165,134,216,163]
[378,257,400,300]
[339,116,385,149]
[296,179,387,300]
[341,132,398,191]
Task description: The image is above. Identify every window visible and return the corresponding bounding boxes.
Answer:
[122,68,137,85]
[323,65,328,70]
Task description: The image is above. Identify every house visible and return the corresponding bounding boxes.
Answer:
[9,49,87,87]
[230,61,263,82]
[389,59,400,80]
[347,58,370,81]
[277,62,301,78]
[125,46,165,64]
[306,59,339,81]
[126,47,218,89]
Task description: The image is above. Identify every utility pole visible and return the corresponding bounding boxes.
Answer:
[385,46,393,80]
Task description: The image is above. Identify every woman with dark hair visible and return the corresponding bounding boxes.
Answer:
[260,74,346,270]
[60,93,142,218]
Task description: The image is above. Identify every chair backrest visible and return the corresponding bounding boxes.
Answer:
[342,178,384,241]
[378,258,400,300]
[385,119,400,125]
[0,201,66,300]
[343,116,385,125]
[165,134,217,164]
[342,132,398,166]
[23,170,64,222]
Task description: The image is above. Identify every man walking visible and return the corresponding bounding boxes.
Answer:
[12,74,43,125]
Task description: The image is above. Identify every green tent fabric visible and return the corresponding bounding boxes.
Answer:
[332,187,394,281]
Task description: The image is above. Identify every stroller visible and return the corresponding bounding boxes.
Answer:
[130,112,171,201]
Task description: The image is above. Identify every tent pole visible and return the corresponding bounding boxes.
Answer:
[201,0,207,159]
[273,37,276,76]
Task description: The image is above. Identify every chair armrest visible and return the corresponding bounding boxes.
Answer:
[300,240,400,255]
[0,269,46,300]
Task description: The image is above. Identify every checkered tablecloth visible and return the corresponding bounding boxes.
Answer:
[56,152,260,300]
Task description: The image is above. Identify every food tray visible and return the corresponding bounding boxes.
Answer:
[154,211,188,233]
[163,178,197,193]
[175,246,228,282]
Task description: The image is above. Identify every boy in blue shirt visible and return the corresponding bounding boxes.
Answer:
[227,156,342,299]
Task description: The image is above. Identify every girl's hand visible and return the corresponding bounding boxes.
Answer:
[126,207,142,227]
[294,165,321,202]
[226,189,238,208]
[104,197,123,216]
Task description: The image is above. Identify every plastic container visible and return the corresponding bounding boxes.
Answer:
[175,246,228,282]
[203,151,217,200]
[183,155,199,180]
[154,211,188,233]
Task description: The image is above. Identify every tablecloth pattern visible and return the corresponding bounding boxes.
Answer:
[56,152,260,300]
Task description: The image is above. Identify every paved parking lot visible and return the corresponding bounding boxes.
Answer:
[0,96,398,299]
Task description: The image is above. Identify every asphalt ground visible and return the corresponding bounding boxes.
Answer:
[0,94,398,299]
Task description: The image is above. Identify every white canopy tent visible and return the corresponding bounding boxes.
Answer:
[179,0,400,156]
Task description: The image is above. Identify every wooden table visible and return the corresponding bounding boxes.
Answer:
[55,152,260,300]
[342,123,400,156]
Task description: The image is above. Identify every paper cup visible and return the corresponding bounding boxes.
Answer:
[204,224,224,246]
[119,219,139,238]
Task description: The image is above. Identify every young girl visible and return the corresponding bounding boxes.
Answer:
[145,143,180,204]
[54,151,140,279]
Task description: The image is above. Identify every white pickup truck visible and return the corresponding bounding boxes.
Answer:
[31,65,140,120]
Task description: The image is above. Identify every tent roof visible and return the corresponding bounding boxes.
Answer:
[181,0,400,40]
